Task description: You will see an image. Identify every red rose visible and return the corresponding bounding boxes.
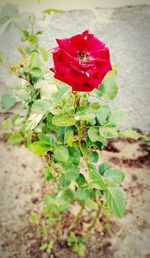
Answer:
[50,30,112,92]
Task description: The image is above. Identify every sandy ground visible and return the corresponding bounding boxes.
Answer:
[0,138,150,258]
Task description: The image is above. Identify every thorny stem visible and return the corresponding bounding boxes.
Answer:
[72,90,80,111]
[18,73,34,86]
[85,200,102,233]
[69,203,84,231]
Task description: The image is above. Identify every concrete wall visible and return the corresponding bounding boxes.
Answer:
[0,0,150,11]
[0,3,150,132]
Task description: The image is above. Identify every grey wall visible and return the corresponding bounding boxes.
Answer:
[0,5,150,132]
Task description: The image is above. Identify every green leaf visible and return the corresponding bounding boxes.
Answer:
[38,46,49,62]
[65,131,74,146]
[31,67,42,77]
[89,176,108,190]
[96,105,110,125]
[67,232,78,244]
[75,110,95,121]
[27,35,38,43]
[30,141,50,156]
[76,188,92,201]
[44,166,53,181]
[53,146,69,162]
[88,164,108,190]
[67,233,86,257]
[88,151,99,163]
[104,187,125,218]
[40,242,53,253]
[109,110,127,127]
[103,168,125,186]
[1,93,16,110]
[68,147,81,165]
[87,127,99,142]
[72,242,86,257]
[65,164,80,181]
[84,198,97,210]
[99,127,118,139]
[8,134,23,144]
[26,100,50,130]
[104,80,118,100]
[119,129,141,140]
[98,163,110,175]
[26,114,43,130]
[59,176,71,187]
[87,162,97,173]
[59,189,74,202]
[97,70,118,100]
[38,133,57,145]
[31,99,50,114]
[28,52,43,69]
[76,174,86,187]
[52,114,76,127]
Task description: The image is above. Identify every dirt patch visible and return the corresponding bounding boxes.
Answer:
[0,139,150,258]
[105,138,150,167]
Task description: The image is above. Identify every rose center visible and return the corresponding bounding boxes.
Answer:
[77,52,90,63]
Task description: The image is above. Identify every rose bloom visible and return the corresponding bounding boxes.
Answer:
[50,30,112,92]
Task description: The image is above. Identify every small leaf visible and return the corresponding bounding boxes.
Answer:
[65,164,80,181]
[8,134,23,144]
[26,114,43,130]
[59,176,71,187]
[104,187,125,218]
[31,67,42,77]
[30,141,50,156]
[96,105,110,125]
[1,93,16,110]
[68,146,81,165]
[26,100,50,130]
[76,188,92,201]
[103,168,125,186]
[89,177,107,190]
[88,165,107,190]
[76,174,86,187]
[72,242,86,257]
[75,110,95,121]
[88,151,99,163]
[119,129,141,140]
[97,65,118,100]
[28,52,43,69]
[88,127,99,142]
[38,133,57,145]
[98,163,110,175]
[52,114,76,127]
[38,46,49,62]
[99,127,118,139]
[53,146,69,162]
[84,199,97,210]
[65,131,74,146]
[59,189,74,202]
[109,110,127,127]
[44,166,53,181]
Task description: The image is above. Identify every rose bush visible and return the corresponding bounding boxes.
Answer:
[50,30,112,92]
[0,4,146,256]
